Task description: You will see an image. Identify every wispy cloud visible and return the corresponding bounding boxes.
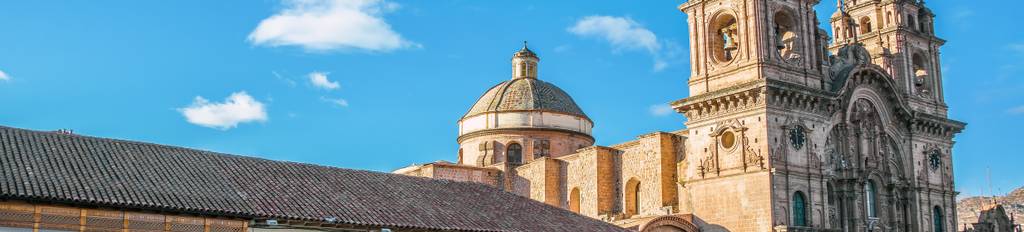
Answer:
[308,71,340,90]
[273,71,297,87]
[321,96,350,107]
[649,104,674,117]
[951,8,974,21]
[1009,43,1024,54]
[248,0,417,53]
[569,16,659,53]
[1008,105,1024,115]
[0,69,10,81]
[554,45,572,53]
[568,16,682,71]
[179,91,268,130]
[999,43,1024,79]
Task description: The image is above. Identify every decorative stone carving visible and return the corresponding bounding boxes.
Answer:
[828,44,872,90]
[698,154,719,178]
[674,86,765,122]
[743,138,765,170]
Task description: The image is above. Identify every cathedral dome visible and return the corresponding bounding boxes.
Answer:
[463,78,588,119]
[457,43,593,139]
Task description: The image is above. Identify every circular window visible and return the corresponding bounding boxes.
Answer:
[721,131,736,149]
[711,13,739,63]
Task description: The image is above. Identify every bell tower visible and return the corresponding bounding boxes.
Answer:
[680,0,831,96]
[829,0,947,115]
[674,0,839,230]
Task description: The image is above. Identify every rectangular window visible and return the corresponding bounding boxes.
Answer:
[534,139,550,158]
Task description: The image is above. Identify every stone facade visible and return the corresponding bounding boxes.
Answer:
[396,1,964,231]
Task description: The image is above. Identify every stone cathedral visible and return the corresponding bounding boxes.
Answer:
[397,0,964,231]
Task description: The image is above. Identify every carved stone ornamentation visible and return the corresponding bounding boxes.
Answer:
[743,138,765,170]
[698,154,719,178]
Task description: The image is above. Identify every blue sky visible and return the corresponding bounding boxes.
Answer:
[0,0,1020,197]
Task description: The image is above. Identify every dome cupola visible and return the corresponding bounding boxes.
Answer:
[511,42,540,79]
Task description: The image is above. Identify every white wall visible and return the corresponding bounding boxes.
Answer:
[459,111,591,136]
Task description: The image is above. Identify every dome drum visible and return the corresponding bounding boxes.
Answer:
[457,130,594,166]
[459,111,592,138]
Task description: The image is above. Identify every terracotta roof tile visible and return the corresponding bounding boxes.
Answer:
[0,126,626,232]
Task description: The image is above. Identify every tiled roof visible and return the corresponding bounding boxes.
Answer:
[464,78,589,119]
[0,126,626,232]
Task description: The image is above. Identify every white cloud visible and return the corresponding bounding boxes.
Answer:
[308,71,340,90]
[569,16,660,53]
[248,0,416,52]
[568,16,682,71]
[0,69,10,81]
[649,104,674,117]
[179,91,268,130]
[321,96,350,107]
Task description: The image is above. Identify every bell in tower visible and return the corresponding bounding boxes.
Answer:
[679,0,829,95]
[828,0,948,114]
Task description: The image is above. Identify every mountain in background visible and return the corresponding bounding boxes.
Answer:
[958,186,1024,228]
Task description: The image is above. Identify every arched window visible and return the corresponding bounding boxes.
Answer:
[912,52,930,94]
[933,206,945,232]
[625,178,641,216]
[918,9,929,33]
[866,181,877,218]
[569,187,581,213]
[518,62,527,77]
[773,11,800,62]
[907,14,916,30]
[711,13,739,63]
[506,143,522,164]
[793,191,808,227]
[886,12,892,26]
[860,17,872,33]
[827,183,839,228]
[528,62,537,77]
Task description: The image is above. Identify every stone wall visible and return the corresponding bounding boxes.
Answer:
[680,109,774,231]
[614,132,683,217]
[559,147,617,217]
[512,158,561,205]
[393,163,501,187]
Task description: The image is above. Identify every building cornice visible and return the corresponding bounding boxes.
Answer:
[456,127,595,144]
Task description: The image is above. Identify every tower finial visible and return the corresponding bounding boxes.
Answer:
[512,42,539,79]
